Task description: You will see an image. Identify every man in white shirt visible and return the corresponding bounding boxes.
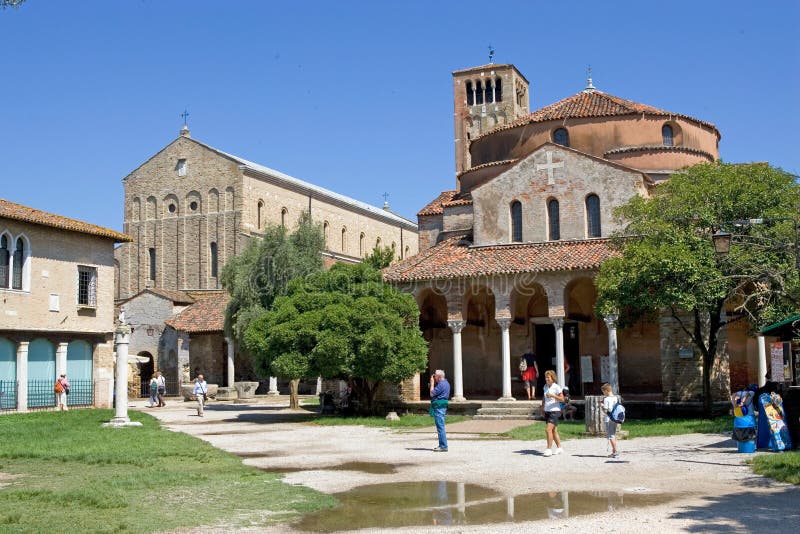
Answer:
[155,371,167,407]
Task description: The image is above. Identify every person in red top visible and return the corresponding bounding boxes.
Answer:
[520,352,538,400]
[56,374,70,411]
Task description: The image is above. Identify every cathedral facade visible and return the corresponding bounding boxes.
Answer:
[385,63,746,402]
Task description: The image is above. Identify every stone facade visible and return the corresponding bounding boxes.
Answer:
[1,200,128,411]
[116,128,419,301]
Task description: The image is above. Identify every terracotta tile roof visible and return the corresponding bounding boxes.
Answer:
[383,235,615,282]
[418,191,457,217]
[604,144,715,159]
[0,198,131,242]
[442,192,473,208]
[456,159,517,178]
[165,290,229,333]
[476,90,719,140]
[118,288,195,306]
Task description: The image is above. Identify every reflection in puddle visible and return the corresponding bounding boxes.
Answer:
[234,451,285,459]
[294,482,676,532]
[259,461,403,475]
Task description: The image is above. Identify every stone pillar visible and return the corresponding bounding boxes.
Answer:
[56,342,68,377]
[506,496,515,519]
[497,317,514,401]
[757,335,767,387]
[268,376,279,395]
[16,341,28,413]
[225,337,235,388]
[604,314,620,393]
[104,324,142,427]
[448,319,466,402]
[553,317,565,387]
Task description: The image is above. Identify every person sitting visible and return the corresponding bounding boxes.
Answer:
[561,387,577,421]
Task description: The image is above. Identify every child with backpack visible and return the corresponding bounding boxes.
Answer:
[601,383,623,458]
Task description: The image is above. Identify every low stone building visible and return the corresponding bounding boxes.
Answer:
[0,198,130,411]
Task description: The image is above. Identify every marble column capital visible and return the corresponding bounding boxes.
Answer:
[447,319,466,334]
[551,317,564,329]
[603,314,619,329]
[496,317,512,330]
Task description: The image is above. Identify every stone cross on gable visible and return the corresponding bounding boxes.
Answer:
[535,151,564,185]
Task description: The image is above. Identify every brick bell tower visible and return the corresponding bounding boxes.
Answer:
[452,61,530,176]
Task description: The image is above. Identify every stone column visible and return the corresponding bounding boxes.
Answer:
[316,376,322,395]
[497,317,514,401]
[16,341,28,413]
[104,324,142,427]
[553,317,565,387]
[448,319,466,402]
[604,314,620,393]
[225,337,235,388]
[56,342,68,377]
[506,496,515,519]
[268,376,279,395]
[757,335,767,387]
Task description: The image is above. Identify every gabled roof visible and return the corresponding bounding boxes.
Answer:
[124,135,416,230]
[475,89,720,141]
[418,191,458,217]
[383,234,615,283]
[118,288,195,306]
[0,198,131,242]
[164,290,229,333]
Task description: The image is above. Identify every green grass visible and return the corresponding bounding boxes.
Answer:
[504,416,733,441]
[0,410,334,533]
[751,451,800,484]
[310,414,468,428]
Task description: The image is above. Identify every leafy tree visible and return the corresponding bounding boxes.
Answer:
[244,261,428,412]
[221,212,324,364]
[596,162,800,416]
[1,0,25,9]
[363,245,396,270]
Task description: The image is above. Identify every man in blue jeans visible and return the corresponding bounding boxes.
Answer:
[429,369,450,452]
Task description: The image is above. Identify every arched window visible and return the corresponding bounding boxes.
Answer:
[341,227,347,253]
[553,128,569,147]
[0,235,9,289]
[210,242,218,278]
[257,201,263,229]
[375,237,382,249]
[510,201,523,242]
[404,245,410,259]
[495,77,503,102]
[148,248,156,282]
[359,233,366,257]
[323,221,329,249]
[484,79,493,104]
[466,81,474,106]
[586,194,602,238]
[475,80,484,105]
[662,124,674,147]
[547,199,560,241]
[12,238,24,290]
[281,207,288,228]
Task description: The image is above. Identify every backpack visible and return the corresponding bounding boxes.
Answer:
[519,357,528,372]
[609,399,626,424]
[54,380,64,394]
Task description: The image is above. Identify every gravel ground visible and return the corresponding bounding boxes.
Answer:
[141,399,800,534]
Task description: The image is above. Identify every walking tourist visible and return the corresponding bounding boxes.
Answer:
[193,374,208,417]
[155,371,166,407]
[541,370,564,457]
[54,373,70,411]
[519,351,538,400]
[429,369,450,452]
[601,383,621,458]
[146,374,158,407]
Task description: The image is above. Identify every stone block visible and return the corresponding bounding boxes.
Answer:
[234,381,259,399]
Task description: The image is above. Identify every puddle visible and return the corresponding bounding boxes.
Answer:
[259,461,405,475]
[294,482,677,532]
[234,451,285,459]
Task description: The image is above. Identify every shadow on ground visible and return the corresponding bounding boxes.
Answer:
[669,486,800,532]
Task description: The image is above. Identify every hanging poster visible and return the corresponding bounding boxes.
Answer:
[771,342,785,382]
[600,355,609,383]
[580,355,594,383]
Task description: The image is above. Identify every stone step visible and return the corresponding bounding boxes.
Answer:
[484,402,540,409]
[473,414,538,421]
[477,407,534,416]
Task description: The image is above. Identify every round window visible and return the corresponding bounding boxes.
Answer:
[168,204,176,213]
[190,201,198,211]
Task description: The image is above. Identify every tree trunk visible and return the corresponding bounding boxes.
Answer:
[289,378,300,409]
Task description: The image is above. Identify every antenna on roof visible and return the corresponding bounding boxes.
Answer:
[488,45,495,64]
[584,65,597,93]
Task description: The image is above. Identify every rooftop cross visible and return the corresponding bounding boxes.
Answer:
[584,65,597,92]
[181,109,190,126]
[488,45,495,64]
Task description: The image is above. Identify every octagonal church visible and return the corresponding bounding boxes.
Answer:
[384,63,753,402]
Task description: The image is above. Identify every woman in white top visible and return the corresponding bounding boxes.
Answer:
[601,383,620,457]
[541,370,564,457]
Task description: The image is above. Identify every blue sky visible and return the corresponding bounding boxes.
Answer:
[1,1,798,231]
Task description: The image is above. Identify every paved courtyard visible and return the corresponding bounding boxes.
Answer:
[139,398,800,533]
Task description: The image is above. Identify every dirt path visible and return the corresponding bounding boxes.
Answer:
[142,399,800,533]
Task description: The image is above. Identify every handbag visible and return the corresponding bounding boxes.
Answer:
[519,357,528,372]
[65,386,70,395]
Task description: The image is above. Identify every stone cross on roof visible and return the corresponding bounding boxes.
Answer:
[536,151,564,185]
